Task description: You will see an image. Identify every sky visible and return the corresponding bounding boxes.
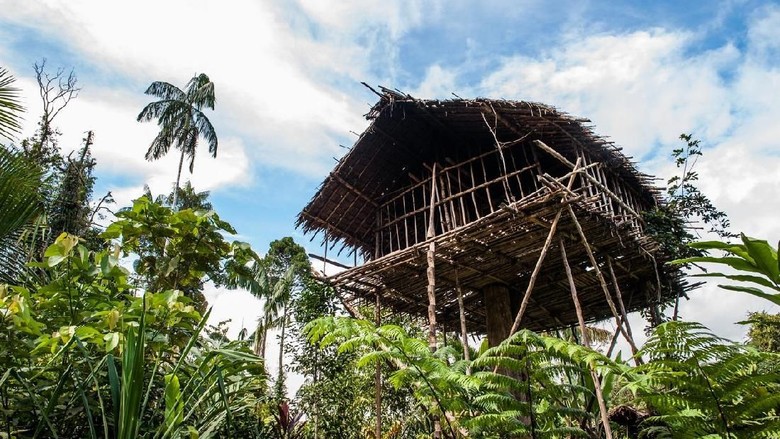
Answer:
[2,0,779,381]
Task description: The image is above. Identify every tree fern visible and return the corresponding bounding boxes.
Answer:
[624,321,780,438]
[306,317,624,438]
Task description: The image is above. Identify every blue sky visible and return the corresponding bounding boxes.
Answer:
[2,1,779,359]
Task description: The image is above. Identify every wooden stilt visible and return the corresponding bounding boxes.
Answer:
[426,163,439,352]
[560,239,614,439]
[374,290,382,439]
[566,205,640,357]
[455,269,471,374]
[606,258,642,365]
[507,158,583,338]
[426,163,442,438]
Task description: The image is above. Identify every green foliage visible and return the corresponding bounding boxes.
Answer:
[0,67,24,141]
[747,311,780,353]
[103,196,259,309]
[673,233,780,306]
[0,146,44,241]
[144,181,213,212]
[137,73,218,207]
[288,279,366,438]
[624,321,780,438]
[48,134,99,247]
[0,199,266,438]
[644,134,731,261]
[307,316,625,438]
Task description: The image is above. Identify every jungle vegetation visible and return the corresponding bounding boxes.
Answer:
[0,63,777,438]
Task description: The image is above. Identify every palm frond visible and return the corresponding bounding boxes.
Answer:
[143,81,186,101]
[0,67,24,141]
[0,146,44,240]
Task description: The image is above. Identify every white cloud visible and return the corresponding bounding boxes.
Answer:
[479,30,738,160]
[0,0,372,180]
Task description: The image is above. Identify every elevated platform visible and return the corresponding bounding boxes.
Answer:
[326,183,684,333]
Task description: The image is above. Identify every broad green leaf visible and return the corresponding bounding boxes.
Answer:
[741,234,779,282]
[719,285,780,307]
[671,256,763,274]
[692,273,780,291]
[104,332,120,352]
[164,374,183,433]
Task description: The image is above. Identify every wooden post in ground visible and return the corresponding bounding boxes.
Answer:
[455,269,471,373]
[560,239,614,439]
[374,289,382,439]
[606,257,642,365]
[426,163,442,438]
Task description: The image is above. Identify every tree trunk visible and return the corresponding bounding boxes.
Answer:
[277,302,287,399]
[172,147,185,209]
[484,284,513,348]
[484,283,532,428]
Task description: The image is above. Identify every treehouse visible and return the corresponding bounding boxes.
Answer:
[298,88,686,347]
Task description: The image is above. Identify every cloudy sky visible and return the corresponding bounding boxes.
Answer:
[2,0,779,362]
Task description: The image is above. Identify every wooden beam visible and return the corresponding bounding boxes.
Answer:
[566,204,640,357]
[533,139,644,222]
[333,173,377,207]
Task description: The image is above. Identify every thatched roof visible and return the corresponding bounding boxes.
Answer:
[297,88,660,257]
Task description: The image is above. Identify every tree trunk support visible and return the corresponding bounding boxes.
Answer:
[560,239,614,439]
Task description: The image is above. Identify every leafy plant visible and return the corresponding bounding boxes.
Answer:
[623,321,780,438]
[0,199,266,438]
[307,316,626,438]
[0,67,24,141]
[673,233,780,306]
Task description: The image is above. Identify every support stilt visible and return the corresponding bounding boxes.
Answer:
[607,258,643,365]
[560,239,614,439]
[566,204,640,357]
[374,290,382,439]
[507,158,583,337]
[426,163,442,438]
[455,269,471,374]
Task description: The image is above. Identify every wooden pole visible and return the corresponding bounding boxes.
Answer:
[532,139,643,222]
[426,163,439,352]
[507,158,583,338]
[560,239,614,439]
[566,205,640,357]
[606,257,642,365]
[374,289,382,439]
[455,269,471,374]
[426,163,442,438]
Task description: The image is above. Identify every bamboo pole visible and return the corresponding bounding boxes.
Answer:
[507,158,583,338]
[560,239,614,439]
[566,204,640,357]
[455,269,471,374]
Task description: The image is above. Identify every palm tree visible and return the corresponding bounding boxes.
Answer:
[137,73,217,207]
